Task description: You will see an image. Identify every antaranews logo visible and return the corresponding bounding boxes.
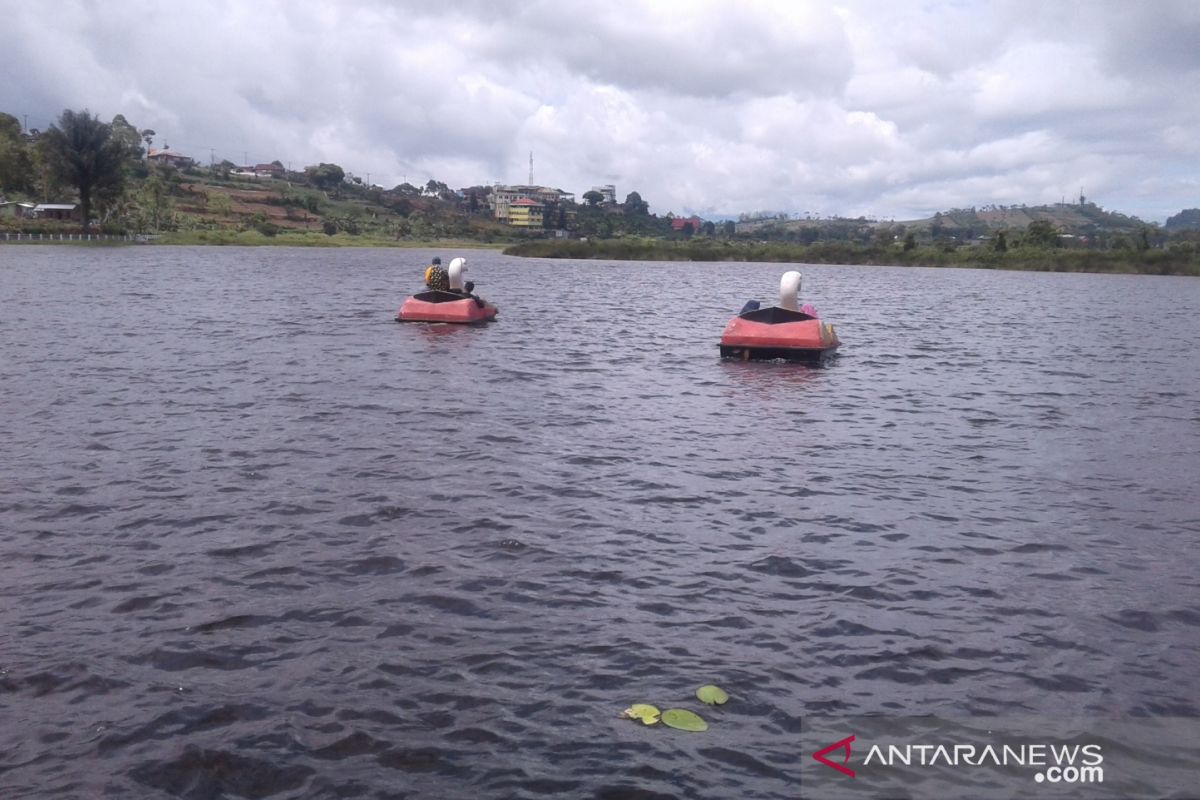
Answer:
[812,735,856,778]
[810,733,1104,786]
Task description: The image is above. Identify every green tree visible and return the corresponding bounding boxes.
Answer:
[142,174,173,231]
[0,137,35,194]
[305,162,345,193]
[992,231,1008,253]
[623,191,649,215]
[0,112,21,140]
[1136,227,1151,252]
[425,179,450,197]
[110,114,145,159]
[40,109,136,230]
[1023,220,1059,248]
[0,113,34,193]
[582,189,604,206]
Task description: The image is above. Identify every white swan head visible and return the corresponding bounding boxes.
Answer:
[779,270,802,310]
[448,257,468,290]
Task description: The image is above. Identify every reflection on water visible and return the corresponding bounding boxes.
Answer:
[1,246,1198,799]
[720,357,830,395]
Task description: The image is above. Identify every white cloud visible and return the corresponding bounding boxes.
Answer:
[2,0,1198,222]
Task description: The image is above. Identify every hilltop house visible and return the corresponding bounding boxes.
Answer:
[253,162,285,178]
[670,215,704,233]
[589,184,616,204]
[147,148,194,169]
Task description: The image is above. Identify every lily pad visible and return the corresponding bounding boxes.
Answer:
[696,684,729,705]
[661,708,708,732]
[620,704,661,725]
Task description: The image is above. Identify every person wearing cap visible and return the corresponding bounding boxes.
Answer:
[423,256,449,291]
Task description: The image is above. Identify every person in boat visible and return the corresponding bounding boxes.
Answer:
[740,300,761,315]
[423,257,449,291]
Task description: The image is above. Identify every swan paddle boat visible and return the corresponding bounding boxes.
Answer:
[396,257,498,324]
[719,271,840,364]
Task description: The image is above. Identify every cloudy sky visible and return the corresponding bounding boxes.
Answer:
[4,0,1198,222]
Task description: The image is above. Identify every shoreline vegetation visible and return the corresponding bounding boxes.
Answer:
[157,231,505,250]
[3,108,1199,276]
[502,238,1200,276]
[4,226,1197,276]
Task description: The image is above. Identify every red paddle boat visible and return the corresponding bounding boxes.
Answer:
[719,271,839,363]
[396,257,498,324]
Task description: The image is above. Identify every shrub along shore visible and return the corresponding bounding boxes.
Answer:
[502,238,1200,276]
[6,232,1196,276]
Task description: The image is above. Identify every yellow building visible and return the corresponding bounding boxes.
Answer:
[490,184,573,223]
[507,198,545,227]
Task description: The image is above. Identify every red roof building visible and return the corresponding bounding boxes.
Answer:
[670,215,704,232]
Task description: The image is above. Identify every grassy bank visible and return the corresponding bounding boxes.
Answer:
[503,238,1200,276]
[154,230,507,249]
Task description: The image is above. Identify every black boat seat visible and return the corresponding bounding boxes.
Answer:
[738,306,817,324]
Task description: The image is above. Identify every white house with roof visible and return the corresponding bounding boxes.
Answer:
[32,203,80,221]
[0,200,37,218]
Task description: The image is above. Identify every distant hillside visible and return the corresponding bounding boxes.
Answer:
[895,201,1150,237]
[733,200,1165,249]
[3,107,1194,255]
[1165,209,1200,231]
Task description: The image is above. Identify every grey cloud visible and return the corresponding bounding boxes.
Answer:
[459,2,855,99]
[3,0,1198,221]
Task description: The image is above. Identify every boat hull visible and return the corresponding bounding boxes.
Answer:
[719,308,839,364]
[396,290,498,324]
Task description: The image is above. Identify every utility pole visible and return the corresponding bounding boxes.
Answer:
[23,114,28,133]
[528,151,533,185]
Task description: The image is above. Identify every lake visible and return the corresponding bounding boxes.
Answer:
[1,245,1198,798]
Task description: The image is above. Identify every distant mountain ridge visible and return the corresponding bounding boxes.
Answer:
[732,200,1176,248]
[1165,208,1200,231]
[896,201,1149,236]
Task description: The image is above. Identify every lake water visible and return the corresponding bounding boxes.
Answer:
[1,245,1198,798]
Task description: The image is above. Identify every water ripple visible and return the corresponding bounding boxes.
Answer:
[1,247,1198,798]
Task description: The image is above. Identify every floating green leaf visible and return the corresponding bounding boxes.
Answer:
[661,708,708,732]
[696,684,729,705]
[620,704,661,725]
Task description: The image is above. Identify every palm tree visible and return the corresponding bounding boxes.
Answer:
[41,109,132,231]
